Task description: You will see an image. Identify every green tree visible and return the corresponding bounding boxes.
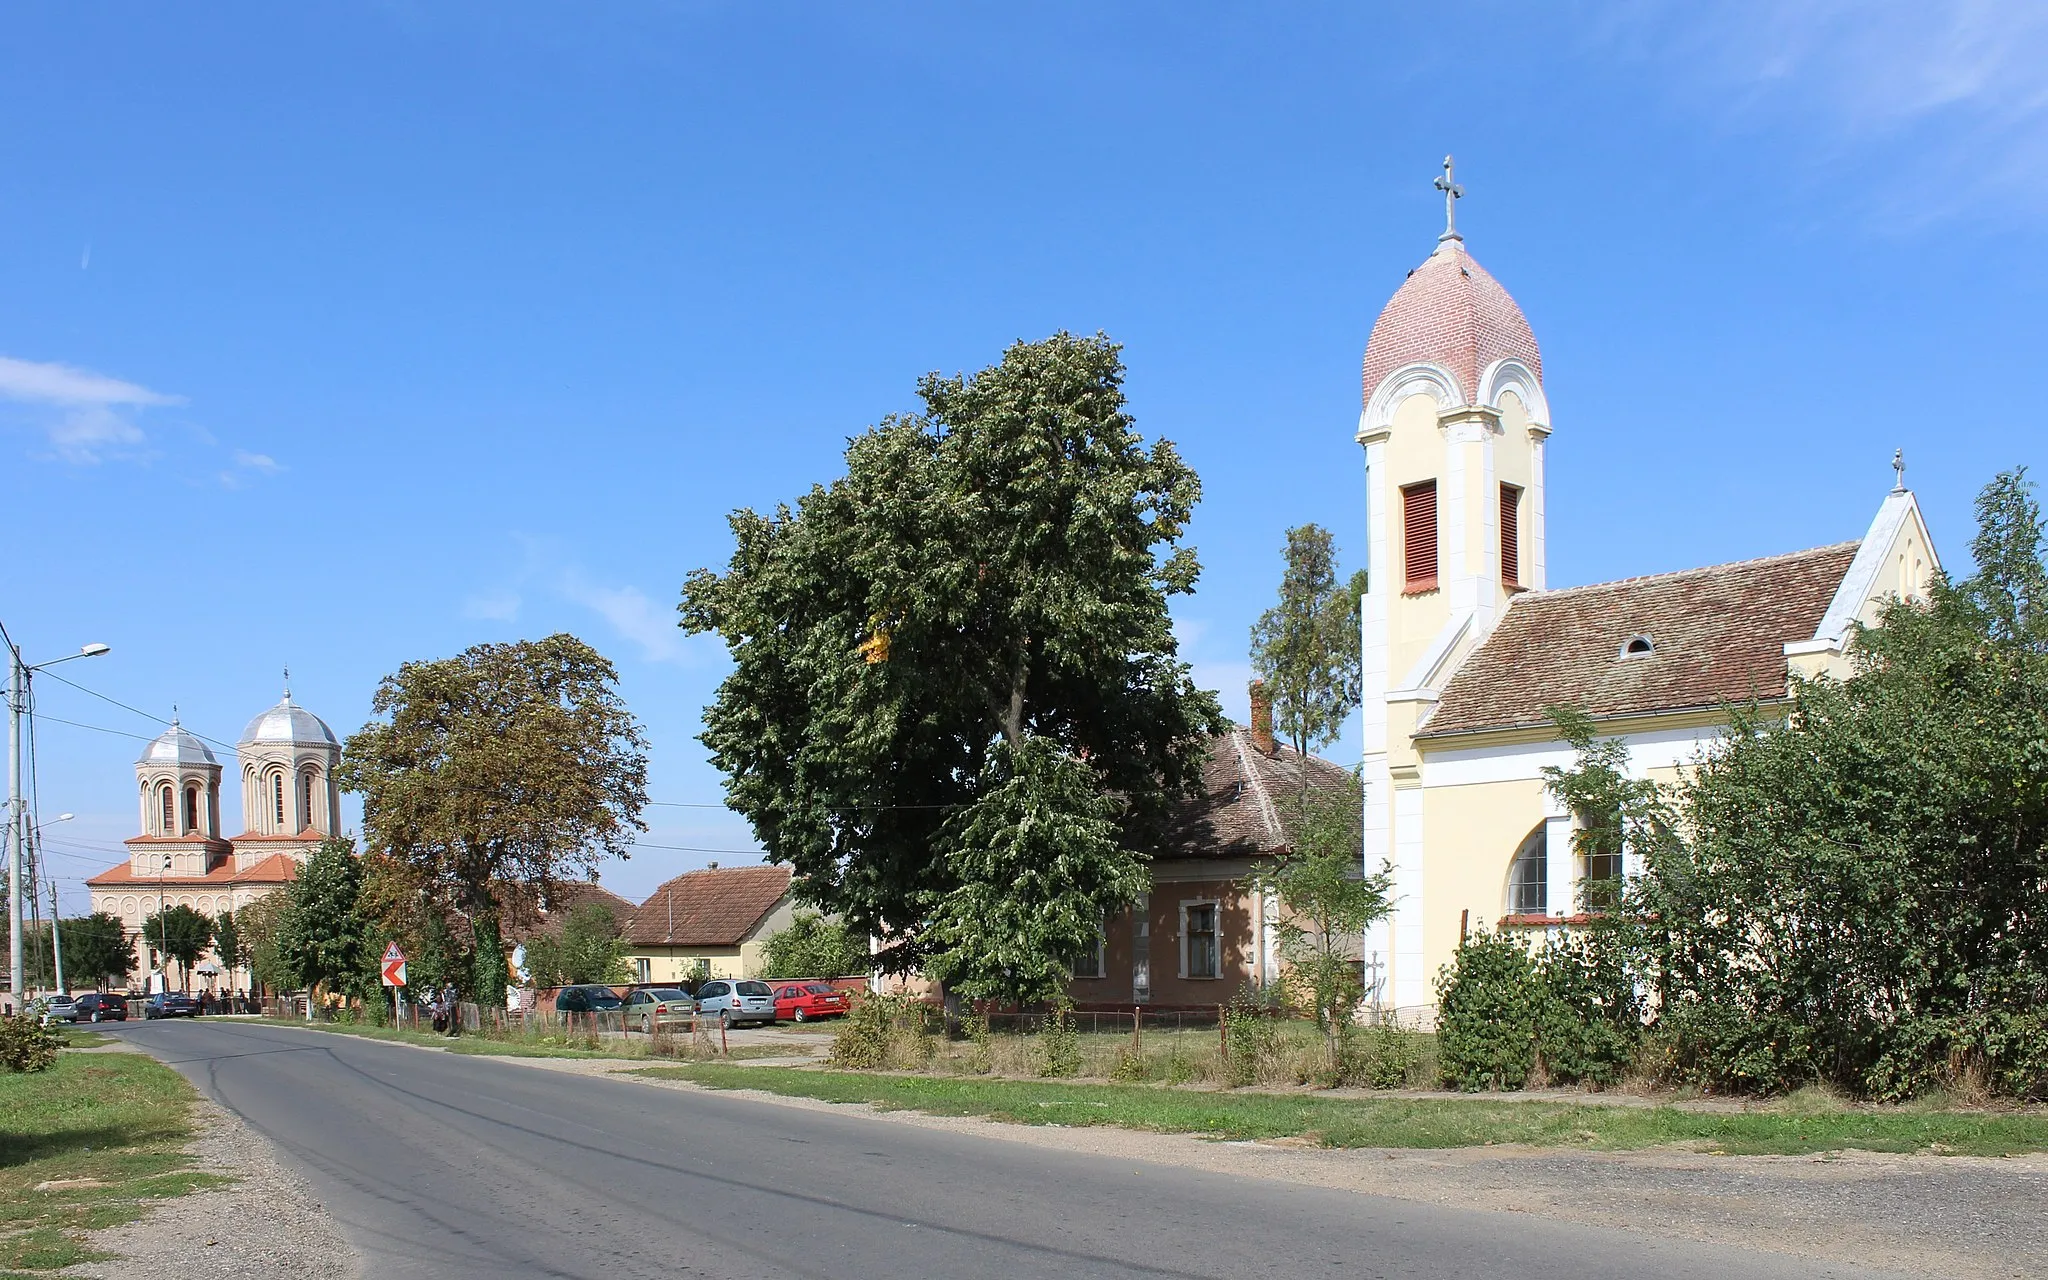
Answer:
[274,838,370,999]
[683,332,1223,968]
[1630,468,2048,1098]
[58,913,134,989]
[237,892,294,995]
[1244,770,1393,1063]
[141,904,211,991]
[339,634,650,1009]
[760,911,870,980]
[521,904,629,987]
[1249,525,1364,803]
[211,910,243,980]
[921,739,1148,1007]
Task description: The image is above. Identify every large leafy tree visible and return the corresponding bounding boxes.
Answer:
[142,904,212,990]
[1627,469,2048,1098]
[520,904,629,987]
[274,838,371,999]
[57,913,134,989]
[760,912,870,980]
[921,739,1147,1006]
[339,634,650,1008]
[237,892,295,995]
[1249,524,1365,799]
[211,910,243,980]
[684,332,1223,969]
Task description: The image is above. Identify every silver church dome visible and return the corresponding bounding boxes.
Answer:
[137,721,217,767]
[238,692,339,748]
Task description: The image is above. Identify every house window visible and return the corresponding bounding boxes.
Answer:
[1506,826,1546,916]
[159,785,174,835]
[1071,919,1106,980]
[1620,634,1654,658]
[184,786,200,835]
[271,773,286,830]
[632,957,651,984]
[1183,901,1219,979]
[1500,483,1522,588]
[1578,805,1624,911]
[1402,481,1439,593]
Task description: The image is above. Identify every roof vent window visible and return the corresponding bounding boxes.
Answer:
[1620,634,1655,658]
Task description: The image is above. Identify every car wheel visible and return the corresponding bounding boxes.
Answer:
[793,1008,807,1023]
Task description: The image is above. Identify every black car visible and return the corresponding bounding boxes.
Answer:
[143,992,200,1019]
[73,992,127,1022]
[553,985,624,1014]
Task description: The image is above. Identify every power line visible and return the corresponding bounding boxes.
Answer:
[36,668,241,753]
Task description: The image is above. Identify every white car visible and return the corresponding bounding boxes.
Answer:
[39,994,78,1024]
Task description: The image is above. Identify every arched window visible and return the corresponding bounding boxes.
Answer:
[301,772,316,833]
[271,772,286,830]
[184,786,200,834]
[1505,825,1546,916]
[1620,633,1655,658]
[159,784,175,836]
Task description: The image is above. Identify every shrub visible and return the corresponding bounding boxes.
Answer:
[1436,933,1542,1090]
[1110,1044,1148,1082]
[1534,931,1640,1088]
[1222,986,1281,1088]
[1038,1002,1081,1078]
[830,995,894,1069]
[1352,1019,1423,1089]
[965,1012,995,1075]
[1659,1001,1816,1096]
[0,1013,63,1073]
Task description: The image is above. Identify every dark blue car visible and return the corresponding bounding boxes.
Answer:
[143,992,200,1019]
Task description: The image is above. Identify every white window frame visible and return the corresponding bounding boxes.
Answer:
[1180,899,1221,980]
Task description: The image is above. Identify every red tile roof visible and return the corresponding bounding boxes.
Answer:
[623,865,791,949]
[1161,728,1352,860]
[500,881,639,944]
[86,852,299,887]
[1422,543,1860,738]
[1363,241,1540,406]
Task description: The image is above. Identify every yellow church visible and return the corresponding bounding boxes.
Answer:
[1359,164,1939,1021]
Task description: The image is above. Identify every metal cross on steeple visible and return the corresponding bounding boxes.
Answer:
[1892,449,1906,492]
[1434,155,1464,243]
[282,666,291,700]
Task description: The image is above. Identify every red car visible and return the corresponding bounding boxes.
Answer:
[771,982,849,1023]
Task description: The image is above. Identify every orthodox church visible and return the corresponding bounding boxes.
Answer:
[1358,162,1939,1020]
[85,683,343,992]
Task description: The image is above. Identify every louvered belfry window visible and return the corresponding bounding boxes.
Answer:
[1402,480,1439,593]
[1500,483,1522,588]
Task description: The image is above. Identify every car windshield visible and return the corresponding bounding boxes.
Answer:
[736,981,771,996]
[644,989,689,1002]
[805,984,835,994]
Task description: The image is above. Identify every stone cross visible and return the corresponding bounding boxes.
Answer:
[1892,449,1906,492]
[1434,155,1464,242]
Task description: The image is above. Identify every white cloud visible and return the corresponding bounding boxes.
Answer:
[1600,1,2048,225]
[463,589,523,622]
[232,450,281,473]
[0,354,183,463]
[558,572,694,664]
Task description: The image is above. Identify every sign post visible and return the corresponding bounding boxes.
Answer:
[382,941,408,1023]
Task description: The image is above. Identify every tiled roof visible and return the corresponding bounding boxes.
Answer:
[1160,728,1352,860]
[501,881,638,944]
[623,864,791,949]
[1362,240,1540,407]
[86,852,300,887]
[1422,542,1861,738]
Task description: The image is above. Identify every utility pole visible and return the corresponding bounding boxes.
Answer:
[1,626,109,1007]
[47,878,63,995]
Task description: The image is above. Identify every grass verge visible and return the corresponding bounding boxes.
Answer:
[0,1048,225,1275]
[254,1017,801,1062]
[637,1063,2048,1158]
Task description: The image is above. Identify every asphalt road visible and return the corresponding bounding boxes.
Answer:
[114,1019,1907,1280]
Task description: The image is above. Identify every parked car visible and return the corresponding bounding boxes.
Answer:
[620,987,696,1033]
[553,985,624,1014]
[694,979,776,1028]
[771,982,849,1023]
[143,992,200,1019]
[39,994,77,1024]
[73,993,126,1023]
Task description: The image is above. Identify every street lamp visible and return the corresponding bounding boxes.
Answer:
[5,632,111,1008]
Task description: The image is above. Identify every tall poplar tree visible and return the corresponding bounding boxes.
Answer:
[1249,524,1364,797]
[683,332,1223,971]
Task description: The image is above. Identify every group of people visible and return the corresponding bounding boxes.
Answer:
[195,989,256,1014]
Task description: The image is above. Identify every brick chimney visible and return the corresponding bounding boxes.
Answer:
[1248,679,1275,755]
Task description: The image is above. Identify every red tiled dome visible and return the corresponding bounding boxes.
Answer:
[1361,241,1540,410]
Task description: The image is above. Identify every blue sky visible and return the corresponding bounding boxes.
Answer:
[5,3,2043,912]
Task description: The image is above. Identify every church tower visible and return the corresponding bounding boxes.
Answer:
[1358,159,1548,1012]
[232,678,342,870]
[128,720,229,878]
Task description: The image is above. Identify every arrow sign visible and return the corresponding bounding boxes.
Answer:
[381,941,408,988]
